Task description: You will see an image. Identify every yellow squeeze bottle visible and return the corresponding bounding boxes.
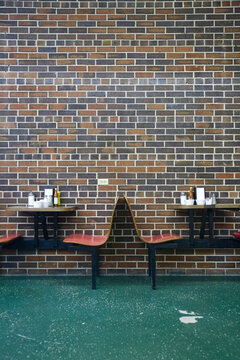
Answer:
[57,191,61,206]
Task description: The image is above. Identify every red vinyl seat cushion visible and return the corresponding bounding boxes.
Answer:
[233,231,240,239]
[141,233,183,244]
[0,233,22,244]
[63,233,109,246]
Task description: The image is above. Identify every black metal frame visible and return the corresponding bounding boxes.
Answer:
[67,245,100,290]
[188,207,214,246]
[34,212,59,249]
[148,244,159,290]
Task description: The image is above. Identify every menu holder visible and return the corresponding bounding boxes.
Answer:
[195,186,205,205]
[44,188,54,207]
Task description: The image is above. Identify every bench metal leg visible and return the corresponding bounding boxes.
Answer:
[148,246,151,277]
[91,248,99,290]
[149,245,156,290]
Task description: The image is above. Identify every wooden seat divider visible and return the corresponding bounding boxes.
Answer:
[63,196,120,289]
[123,194,183,289]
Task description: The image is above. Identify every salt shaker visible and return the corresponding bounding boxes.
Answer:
[180,192,187,205]
[28,192,35,207]
[211,192,216,205]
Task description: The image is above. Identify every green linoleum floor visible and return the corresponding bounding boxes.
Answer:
[0,276,239,360]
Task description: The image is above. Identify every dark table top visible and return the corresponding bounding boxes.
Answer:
[6,206,77,213]
[168,204,240,210]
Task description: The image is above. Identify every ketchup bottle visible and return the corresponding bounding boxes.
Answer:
[54,188,58,207]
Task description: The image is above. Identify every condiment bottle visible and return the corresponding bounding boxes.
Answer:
[189,187,194,200]
[211,192,216,205]
[57,190,61,206]
[180,192,186,205]
[54,188,58,207]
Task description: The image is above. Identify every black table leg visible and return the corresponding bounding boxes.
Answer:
[200,209,207,239]
[188,209,194,246]
[53,212,58,248]
[34,212,39,248]
[208,209,214,244]
[40,214,49,241]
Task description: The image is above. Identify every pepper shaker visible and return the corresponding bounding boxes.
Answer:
[211,192,216,205]
[180,192,187,205]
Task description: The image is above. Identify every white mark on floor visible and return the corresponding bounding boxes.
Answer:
[177,310,203,324]
[179,316,203,324]
[16,334,36,341]
[178,310,195,315]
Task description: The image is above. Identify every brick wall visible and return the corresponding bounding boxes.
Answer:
[0,0,240,276]
[0,248,240,276]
